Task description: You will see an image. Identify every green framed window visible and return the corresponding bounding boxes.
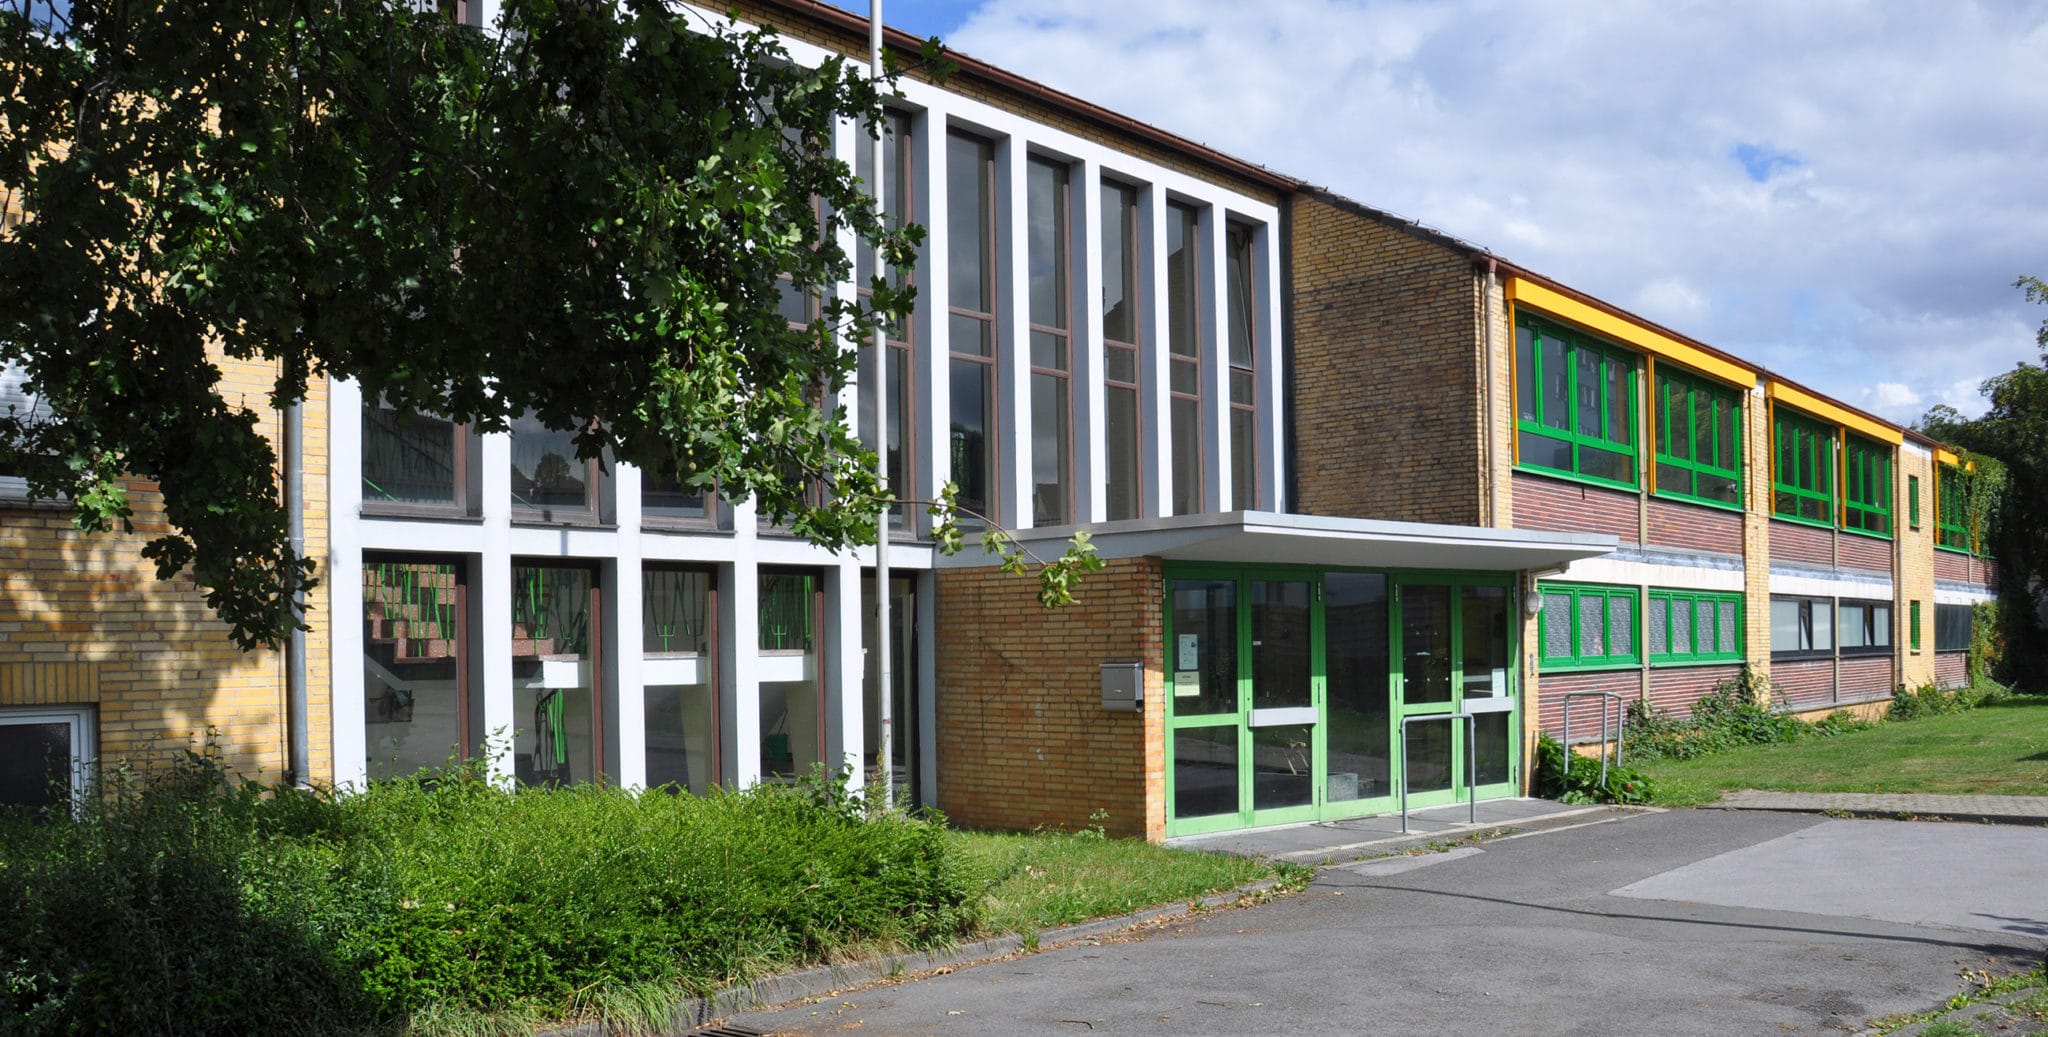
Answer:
[1653,368,1741,507]
[1909,600,1922,652]
[1771,408,1836,525]
[1537,582,1639,671]
[1936,463,1970,552]
[1908,474,1921,529]
[1515,318,1639,488]
[1646,589,1743,665]
[1842,436,1892,537]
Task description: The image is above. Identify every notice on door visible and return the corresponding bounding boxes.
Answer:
[1177,633,1199,671]
[1174,672,1201,695]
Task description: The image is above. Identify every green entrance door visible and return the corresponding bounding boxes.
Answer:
[1393,578,1520,809]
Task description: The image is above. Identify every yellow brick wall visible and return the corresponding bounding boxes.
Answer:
[1897,447,1937,688]
[1742,387,1775,691]
[934,558,1165,841]
[1290,193,1485,525]
[0,355,330,786]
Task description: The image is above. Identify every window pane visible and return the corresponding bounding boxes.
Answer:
[512,565,597,786]
[1609,594,1633,657]
[1106,343,1138,385]
[1580,446,1633,484]
[642,476,707,520]
[1030,330,1067,371]
[1671,598,1691,655]
[949,311,992,358]
[1106,386,1140,521]
[1031,372,1069,525]
[1232,406,1257,511]
[1576,347,1602,438]
[1170,357,1200,395]
[0,721,72,811]
[1520,431,1574,474]
[949,358,992,519]
[1251,580,1312,710]
[1231,369,1254,407]
[758,571,821,782]
[364,561,465,781]
[1026,158,1067,330]
[1175,726,1238,819]
[1578,595,1605,658]
[1719,603,1737,653]
[1811,601,1834,651]
[1516,326,1537,423]
[1538,333,1569,431]
[1771,598,1800,650]
[1657,462,1693,498]
[1101,184,1137,345]
[1227,224,1256,369]
[1701,472,1739,504]
[1696,601,1717,655]
[1872,605,1891,647]
[1647,596,1668,656]
[1543,592,1573,659]
[946,134,991,314]
[644,568,714,795]
[1172,395,1202,515]
[363,400,458,506]
[1171,578,1239,717]
[1166,204,1200,358]
[1606,355,1631,444]
[1694,392,1715,466]
[509,412,589,511]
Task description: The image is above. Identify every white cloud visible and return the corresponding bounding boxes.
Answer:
[943,0,2048,418]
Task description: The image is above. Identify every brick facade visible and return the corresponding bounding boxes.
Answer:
[933,558,1165,841]
[1647,499,1743,556]
[1772,658,1835,711]
[1769,520,1833,568]
[1838,654,1895,704]
[1512,473,1640,543]
[0,357,331,785]
[1897,446,1938,689]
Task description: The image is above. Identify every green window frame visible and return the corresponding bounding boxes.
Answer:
[1646,589,1743,665]
[1771,408,1836,526]
[1909,600,1922,652]
[1537,582,1639,671]
[1652,367,1741,508]
[1842,435,1892,537]
[1515,318,1639,489]
[1936,463,1970,552]
[1907,474,1921,529]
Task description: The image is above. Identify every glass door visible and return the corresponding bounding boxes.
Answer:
[1247,579,1318,827]
[1460,584,1519,796]
[1322,572,1393,818]
[1168,577,1242,835]
[1392,575,1520,809]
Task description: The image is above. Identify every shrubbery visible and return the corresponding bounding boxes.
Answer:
[1533,733,1654,805]
[1887,677,2010,720]
[1622,671,1875,763]
[0,751,976,1035]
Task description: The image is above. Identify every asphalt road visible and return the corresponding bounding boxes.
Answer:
[736,809,2048,1035]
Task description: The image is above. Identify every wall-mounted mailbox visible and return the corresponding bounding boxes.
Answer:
[1100,662,1144,712]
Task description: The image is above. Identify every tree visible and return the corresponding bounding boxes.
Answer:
[1915,276,2048,686]
[1,0,924,648]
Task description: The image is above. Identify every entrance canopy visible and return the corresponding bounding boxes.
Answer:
[986,511,1617,573]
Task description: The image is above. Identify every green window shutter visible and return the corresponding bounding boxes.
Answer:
[1910,600,1921,651]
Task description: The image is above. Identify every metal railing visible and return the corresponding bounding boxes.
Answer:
[1399,712,1476,833]
[1560,690,1627,788]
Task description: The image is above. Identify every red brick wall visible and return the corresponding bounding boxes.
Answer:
[1838,655,1895,703]
[934,558,1165,841]
[1513,473,1640,544]
[1934,652,1968,689]
[1769,520,1832,568]
[1535,670,1636,743]
[1645,664,1744,718]
[1647,499,1742,556]
[1771,658,1834,710]
[1837,533,1893,575]
[1290,194,1485,525]
[1934,550,1970,582]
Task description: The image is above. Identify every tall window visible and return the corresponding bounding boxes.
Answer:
[363,558,469,781]
[1225,222,1259,511]
[512,564,601,786]
[1908,473,1922,529]
[1653,368,1740,507]
[1,360,50,497]
[1514,318,1638,487]
[1537,583,1639,671]
[1771,408,1835,524]
[644,567,717,795]
[509,412,599,520]
[857,111,915,529]
[362,396,469,513]
[1026,156,1072,525]
[1934,603,1972,652]
[1166,202,1203,515]
[946,132,997,525]
[1936,463,1970,551]
[1646,589,1743,665]
[1100,183,1142,521]
[1842,436,1892,536]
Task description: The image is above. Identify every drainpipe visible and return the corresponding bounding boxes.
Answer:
[284,394,309,788]
[1480,256,1499,528]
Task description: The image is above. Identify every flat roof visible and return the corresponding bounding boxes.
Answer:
[955,511,1617,574]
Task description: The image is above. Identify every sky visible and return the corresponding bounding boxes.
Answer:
[830,0,2048,424]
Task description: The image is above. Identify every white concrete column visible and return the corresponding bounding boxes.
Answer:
[919,112,951,533]
[1256,220,1286,514]
[823,557,866,792]
[328,377,367,790]
[1139,185,1171,519]
[1199,203,1229,514]
[723,552,762,787]
[1075,158,1106,524]
[997,133,1030,530]
[477,427,515,783]
[611,465,646,789]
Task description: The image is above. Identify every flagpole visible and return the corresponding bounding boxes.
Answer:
[869,0,894,812]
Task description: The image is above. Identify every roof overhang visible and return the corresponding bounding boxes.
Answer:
[961,511,1618,574]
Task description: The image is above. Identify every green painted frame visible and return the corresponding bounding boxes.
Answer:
[1652,366,1742,510]
[1514,317,1640,491]
[1646,588,1744,666]
[1935,463,1971,553]
[1771,407,1837,527]
[1842,435,1893,538]
[1535,581,1641,672]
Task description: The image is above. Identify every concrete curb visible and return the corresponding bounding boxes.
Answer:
[543,875,1289,1037]
[1700,802,2048,827]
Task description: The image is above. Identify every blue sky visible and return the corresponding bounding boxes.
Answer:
[828,0,2048,423]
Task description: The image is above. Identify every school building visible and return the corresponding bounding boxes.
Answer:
[0,0,1998,841]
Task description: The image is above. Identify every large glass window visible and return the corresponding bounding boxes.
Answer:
[758,569,823,782]
[1843,436,1893,536]
[361,396,469,512]
[1839,598,1893,655]
[1166,202,1204,515]
[1027,156,1072,526]
[946,132,997,525]
[1771,408,1836,525]
[0,706,92,814]
[363,558,469,781]
[1653,367,1740,507]
[1936,463,1970,551]
[1226,222,1259,511]
[1101,183,1142,521]
[1515,318,1638,487]
[1537,583,1639,670]
[1934,603,1972,652]
[641,474,715,526]
[644,567,716,795]
[857,111,915,529]
[1646,588,1743,665]
[1770,595,1834,657]
[0,360,51,497]
[512,564,600,785]
[509,412,599,519]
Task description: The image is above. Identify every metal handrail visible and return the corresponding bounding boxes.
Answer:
[1560,691,1627,788]
[1399,712,1477,833]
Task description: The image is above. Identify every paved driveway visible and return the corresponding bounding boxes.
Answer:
[735,810,2048,1035]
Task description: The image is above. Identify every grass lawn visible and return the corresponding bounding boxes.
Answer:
[1637,696,2048,806]
[946,829,1283,936]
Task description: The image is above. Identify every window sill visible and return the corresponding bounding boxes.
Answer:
[1839,526,1894,542]
[1649,490,1743,514]
[1539,660,1642,675]
[361,504,477,522]
[1513,465,1640,495]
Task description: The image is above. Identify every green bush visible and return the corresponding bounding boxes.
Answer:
[1888,678,2010,721]
[1534,733,1654,805]
[0,752,976,1035]
[1623,670,1876,762]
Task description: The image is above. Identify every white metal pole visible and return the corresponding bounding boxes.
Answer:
[869,0,894,811]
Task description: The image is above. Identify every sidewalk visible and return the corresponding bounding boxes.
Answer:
[1169,797,1639,862]
[1704,789,2048,824]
